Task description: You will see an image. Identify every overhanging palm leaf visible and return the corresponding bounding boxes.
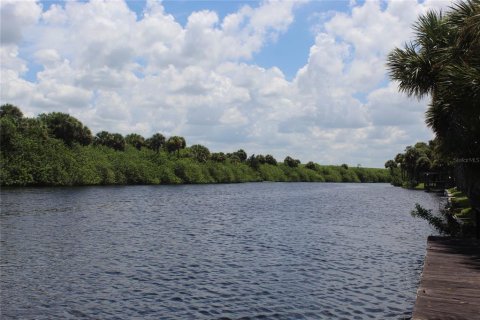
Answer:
[387,0,480,157]
[387,44,436,98]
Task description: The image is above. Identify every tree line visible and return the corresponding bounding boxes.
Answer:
[0,104,390,186]
[386,0,479,203]
[384,139,452,188]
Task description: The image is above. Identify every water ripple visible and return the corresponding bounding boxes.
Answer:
[1,183,440,319]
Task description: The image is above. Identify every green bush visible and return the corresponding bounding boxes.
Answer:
[174,159,210,183]
[0,105,392,187]
[258,164,287,181]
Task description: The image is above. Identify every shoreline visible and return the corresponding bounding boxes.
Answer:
[0,180,392,189]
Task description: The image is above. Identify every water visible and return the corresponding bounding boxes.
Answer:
[0,183,441,319]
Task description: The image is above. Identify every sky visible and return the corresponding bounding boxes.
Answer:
[0,0,452,167]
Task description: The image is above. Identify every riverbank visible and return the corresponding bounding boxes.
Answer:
[1,105,390,187]
[446,187,474,221]
[1,144,389,187]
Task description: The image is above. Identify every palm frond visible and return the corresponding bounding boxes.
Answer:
[387,0,479,158]
[425,98,452,135]
[448,0,479,26]
[449,0,480,53]
[413,10,452,52]
[386,44,436,98]
[439,63,480,100]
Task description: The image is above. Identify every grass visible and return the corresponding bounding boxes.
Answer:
[414,183,425,190]
[400,182,424,190]
[452,196,471,208]
[457,207,474,219]
[447,187,456,194]
[448,187,474,221]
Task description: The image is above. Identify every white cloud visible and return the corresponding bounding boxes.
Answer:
[366,82,427,127]
[1,45,28,74]
[0,0,41,45]
[0,0,450,166]
[220,107,249,126]
[34,49,61,67]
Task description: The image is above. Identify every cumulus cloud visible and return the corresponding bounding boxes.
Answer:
[0,0,450,166]
[366,82,427,127]
[0,0,41,44]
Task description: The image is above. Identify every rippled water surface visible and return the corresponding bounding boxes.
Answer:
[1,183,442,319]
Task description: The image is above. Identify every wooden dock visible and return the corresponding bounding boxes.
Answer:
[412,236,480,320]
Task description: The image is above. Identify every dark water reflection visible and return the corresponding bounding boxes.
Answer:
[1,183,441,319]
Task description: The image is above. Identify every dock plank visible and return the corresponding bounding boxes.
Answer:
[412,236,480,320]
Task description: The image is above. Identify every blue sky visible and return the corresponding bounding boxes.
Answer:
[1,0,450,166]
[161,1,352,79]
[36,0,352,80]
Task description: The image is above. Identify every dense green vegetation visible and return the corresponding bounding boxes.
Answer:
[387,0,479,237]
[386,0,479,193]
[448,187,473,218]
[410,187,476,237]
[384,139,452,188]
[0,105,390,187]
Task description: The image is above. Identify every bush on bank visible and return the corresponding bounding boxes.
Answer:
[0,105,390,187]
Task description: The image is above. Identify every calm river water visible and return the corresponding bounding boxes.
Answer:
[1,183,442,319]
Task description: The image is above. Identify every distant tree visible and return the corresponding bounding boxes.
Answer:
[0,117,17,151]
[39,112,92,146]
[0,104,23,123]
[166,136,186,155]
[389,138,454,188]
[227,154,241,164]
[110,133,126,151]
[18,118,49,140]
[255,154,266,164]
[146,133,165,153]
[211,152,227,162]
[384,160,397,174]
[414,142,432,159]
[284,156,300,168]
[394,153,406,180]
[0,105,26,151]
[341,163,349,170]
[394,153,404,166]
[125,133,145,150]
[247,154,260,169]
[94,131,125,151]
[234,149,247,162]
[305,161,316,170]
[94,131,110,146]
[189,144,210,162]
[404,146,422,181]
[416,156,432,176]
[265,154,277,165]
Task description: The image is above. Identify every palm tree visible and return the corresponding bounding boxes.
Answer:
[125,133,145,150]
[388,0,480,216]
[387,0,479,158]
[39,112,93,146]
[166,136,186,156]
[0,104,23,123]
[189,144,210,162]
[393,153,404,178]
[94,131,125,151]
[146,133,165,153]
[384,160,397,175]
